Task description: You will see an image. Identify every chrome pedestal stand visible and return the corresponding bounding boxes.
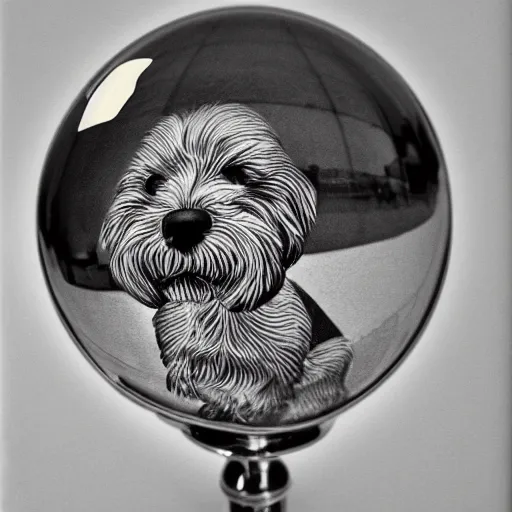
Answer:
[175,421,334,511]
[222,458,289,511]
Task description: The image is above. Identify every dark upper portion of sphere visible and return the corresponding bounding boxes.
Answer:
[39,7,442,292]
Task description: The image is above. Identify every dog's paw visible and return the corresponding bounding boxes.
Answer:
[166,372,196,399]
[198,403,223,421]
[198,402,247,423]
[279,386,348,424]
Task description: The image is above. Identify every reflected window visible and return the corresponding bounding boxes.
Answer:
[78,58,153,131]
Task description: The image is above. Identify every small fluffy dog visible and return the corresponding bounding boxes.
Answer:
[100,103,353,424]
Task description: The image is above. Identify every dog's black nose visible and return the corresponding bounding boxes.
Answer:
[162,208,212,250]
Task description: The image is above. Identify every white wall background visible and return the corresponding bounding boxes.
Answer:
[2,1,511,511]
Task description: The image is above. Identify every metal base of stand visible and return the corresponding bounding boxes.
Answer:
[171,420,335,511]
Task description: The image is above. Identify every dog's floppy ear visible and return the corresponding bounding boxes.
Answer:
[98,172,134,254]
[98,204,122,257]
[271,165,317,269]
[228,104,317,269]
[98,215,113,255]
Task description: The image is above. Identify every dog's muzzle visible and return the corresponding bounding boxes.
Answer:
[162,208,212,251]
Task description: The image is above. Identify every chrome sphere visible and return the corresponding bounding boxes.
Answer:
[37,7,450,435]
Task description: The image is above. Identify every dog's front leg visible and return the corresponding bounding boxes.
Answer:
[196,388,263,424]
[196,387,238,422]
[197,382,292,425]
[281,337,354,423]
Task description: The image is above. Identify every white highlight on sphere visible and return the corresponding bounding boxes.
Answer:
[78,58,153,131]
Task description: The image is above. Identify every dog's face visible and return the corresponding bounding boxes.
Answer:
[100,103,316,311]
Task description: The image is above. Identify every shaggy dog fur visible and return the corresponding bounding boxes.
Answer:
[100,103,353,424]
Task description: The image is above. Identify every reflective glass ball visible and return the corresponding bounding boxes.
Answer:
[38,7,450,433]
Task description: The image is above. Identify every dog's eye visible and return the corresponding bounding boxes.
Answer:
[145,173,166,195]
[221,165,249,186]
